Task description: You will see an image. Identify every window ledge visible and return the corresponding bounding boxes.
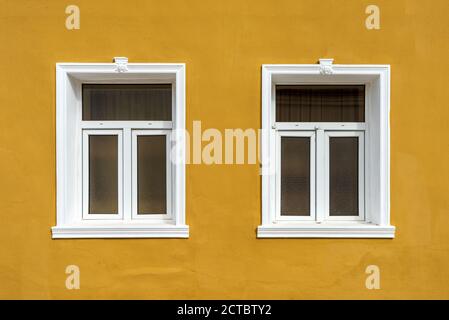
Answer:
[257,223,395,239]
[51,224,189,239]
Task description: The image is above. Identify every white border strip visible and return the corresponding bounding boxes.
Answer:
[52,225,189,239]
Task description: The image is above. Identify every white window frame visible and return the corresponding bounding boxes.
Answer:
[258,60,395,238]
[52,61,188,238]
[324,131,365,222]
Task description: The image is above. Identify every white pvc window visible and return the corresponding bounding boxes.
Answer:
[258,62,395,238]
[273,84,366,224]
[52,62,188,239]
[81,84,174,223]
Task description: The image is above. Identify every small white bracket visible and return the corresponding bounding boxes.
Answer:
[319,58,334,75]
[113,57,128,73]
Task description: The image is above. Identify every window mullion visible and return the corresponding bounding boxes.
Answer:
[123,127,133,221]
[316,128,326,223]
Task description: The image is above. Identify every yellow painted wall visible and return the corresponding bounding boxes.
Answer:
[1,0,449,299]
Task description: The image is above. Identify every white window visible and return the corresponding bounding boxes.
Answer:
[258,59,395,238]
[52,58,188,238]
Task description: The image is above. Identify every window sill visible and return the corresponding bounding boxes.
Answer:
[257,223,395,239]
[51,224,189,239]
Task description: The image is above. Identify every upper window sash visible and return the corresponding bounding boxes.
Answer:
[276,130,316,222]
[80,83,175,130]
[275,85,365,123]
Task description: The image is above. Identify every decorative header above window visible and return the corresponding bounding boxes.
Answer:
[318,58,334,75]
[113,56,128,73]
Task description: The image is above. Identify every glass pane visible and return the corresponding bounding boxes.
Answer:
[329,137,359,216]
[137,135,167,214]
[89,135,118,214]
[276,85,365,122]
[83,84,172,121]
[281,137,310,216]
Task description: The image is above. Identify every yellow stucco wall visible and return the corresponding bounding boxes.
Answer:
[1,0,449,299]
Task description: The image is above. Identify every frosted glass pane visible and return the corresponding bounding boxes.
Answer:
[137,135,167,214]
[329,137,359,216]
[89,135,118,214]
[281,137,310,216]
[276,85,365,122]
[83,84,172,121]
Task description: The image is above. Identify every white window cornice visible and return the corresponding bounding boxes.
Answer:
[259,61,394,238]
[53,61,188,239]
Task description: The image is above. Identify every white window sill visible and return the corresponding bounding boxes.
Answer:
[257,222,395,238]
[51,224,189,239]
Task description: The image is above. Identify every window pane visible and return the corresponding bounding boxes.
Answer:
[281,137,310,216]
[276,85,365,122]
[137,135,167,214]
[83,84,172,121]
[89,135,118,214]
[329,137,359,216]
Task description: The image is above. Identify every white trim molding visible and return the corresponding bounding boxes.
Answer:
[53,60,188,239]
[258,60,395,239]
[257,224,395,239]
[52,224,189,239]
